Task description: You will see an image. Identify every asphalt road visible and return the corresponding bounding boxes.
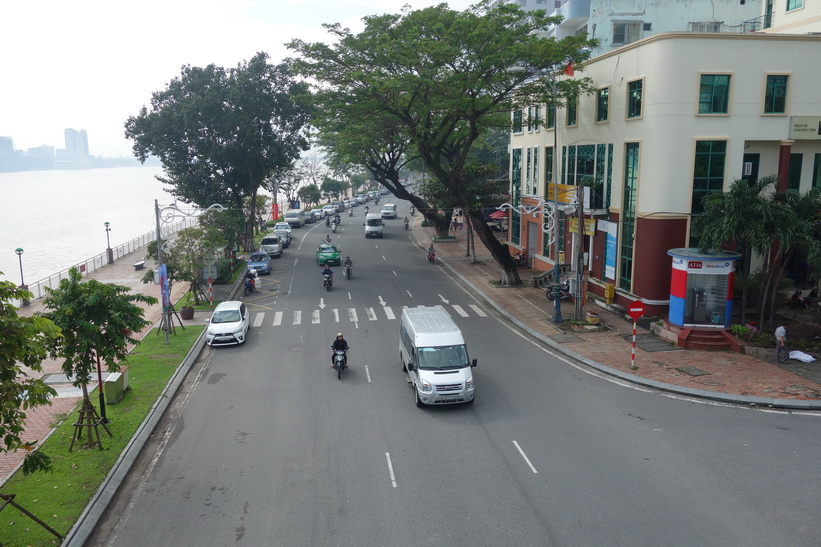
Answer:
[92,204,821,546]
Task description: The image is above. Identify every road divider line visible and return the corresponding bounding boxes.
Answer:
[333,308,339,322]
[385,452,397,487]
[513,441,538,474]
[365,365,372,383]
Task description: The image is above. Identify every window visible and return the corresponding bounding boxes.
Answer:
[533,147,540,193]
[788,153,802,192]
[787,0,803,11]
[813,154,821,189]
[533,105,541,131]
[619,143,639,291]
[698,74,730,114]
[513,110,523,134]
[692,140,726,217]
[566,95,578,126]
[546,104,555,129]
[627,79,643,119]
[543,146,555,258]
[764,75,788,114]
[613,21,642,45]
[689,22,722,32]
[596,88,609,122]
[525,148,532,193]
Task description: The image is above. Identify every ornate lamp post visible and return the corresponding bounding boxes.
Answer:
[15,247,29,307]
[104,221,113,264]
[155,201,226,344]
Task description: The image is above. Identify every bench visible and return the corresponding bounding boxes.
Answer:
[133,260,145,271]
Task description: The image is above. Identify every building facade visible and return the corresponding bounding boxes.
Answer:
[508,32,821,316]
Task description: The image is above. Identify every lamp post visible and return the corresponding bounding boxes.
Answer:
[104,221,113,264]
[548,73,564,324]
[15,247,29,307]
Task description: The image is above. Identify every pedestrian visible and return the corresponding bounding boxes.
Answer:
[775,321,789,363]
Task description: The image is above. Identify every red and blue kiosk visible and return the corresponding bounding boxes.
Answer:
[667,248,742,328]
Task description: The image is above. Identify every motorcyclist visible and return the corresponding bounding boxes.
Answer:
[343,256,353,276]
[427,243,435,262]
[325,215,330,227]
[331,332,349,368]
[410,205,415,216]
[244,269,257,291]
[322,264,334,284]
[364,205,369,214]
[404,216,409,230]
[333,213,341,225]
[323,234,332,244]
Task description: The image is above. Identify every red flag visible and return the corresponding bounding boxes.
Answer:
[563,62,574,77]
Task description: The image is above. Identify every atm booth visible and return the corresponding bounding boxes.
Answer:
[667,248,742,328]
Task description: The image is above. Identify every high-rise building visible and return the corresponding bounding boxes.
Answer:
[64,128,90,157]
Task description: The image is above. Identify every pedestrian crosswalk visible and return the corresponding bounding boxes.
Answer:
[250,303,488,327]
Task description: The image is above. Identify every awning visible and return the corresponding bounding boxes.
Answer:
[489,210,507,220]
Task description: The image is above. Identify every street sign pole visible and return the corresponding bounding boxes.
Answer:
[628,300,645,370]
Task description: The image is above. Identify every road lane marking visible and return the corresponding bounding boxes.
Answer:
[469,304,487,317]
[365,365,372,383]
[273,311,283,326]
[406,290,412,297]
[383,306,396,320]
[385,452,397,487]
[312,310,320,324]
[348,308,359,329]
[333,308,340,322]
[366,307,377,321]
[452,304,468,317]
[513,441,538,474]
[294,310,302,325]
[253,313,264,327]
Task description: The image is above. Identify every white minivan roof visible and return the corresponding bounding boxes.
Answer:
[402,306,463,346]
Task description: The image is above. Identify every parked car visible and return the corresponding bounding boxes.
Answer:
[247,252,272,275]
[322,205,337,218]
[381,203,398,219]
[316,243,342,266]
[206,301,250,346]
[273,222,293,248]
[333,201,346,212]
[312,208,325,221]
[259,233,282,258]
[304,209,316,223]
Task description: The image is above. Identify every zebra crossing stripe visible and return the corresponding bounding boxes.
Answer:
[273,311,283,326]
[469,304,487,317]
[366,307,377,321]
[348,308,359,323]
[383,306,396,320]
[253,313,265,327]
[332,308,340,322]
[452,304,469,317]
[294,310,302,325]
[312,310,321,324]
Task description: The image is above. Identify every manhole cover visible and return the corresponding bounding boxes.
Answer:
[675,366,710,377]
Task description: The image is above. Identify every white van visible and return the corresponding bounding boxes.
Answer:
[284,209,306,228]
[400,306,477,407]
[364,213,384,238]
[381,203,397,219]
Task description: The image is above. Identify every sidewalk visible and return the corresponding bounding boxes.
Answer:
[0,248,222,485]
[411,218,821,410]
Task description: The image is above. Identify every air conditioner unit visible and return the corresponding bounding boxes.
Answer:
[743,162,753,176]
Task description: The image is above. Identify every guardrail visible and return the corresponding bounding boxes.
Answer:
[18,219,197,304]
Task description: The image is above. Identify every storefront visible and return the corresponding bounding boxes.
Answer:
[667,248,742,328]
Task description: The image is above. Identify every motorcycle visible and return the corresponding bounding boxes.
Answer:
[512,251,529,267]
[331,221,338,233]
[427,249,436,264]
[344,264,352,280]
[404,220,409,231]
[349,208,353,217]
[243,273,257,296]
[545,279,572,301]
[410,206,415,216]
[333,349,348,379]
[323,273,333,292]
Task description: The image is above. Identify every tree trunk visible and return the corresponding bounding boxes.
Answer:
[467,210,522,286]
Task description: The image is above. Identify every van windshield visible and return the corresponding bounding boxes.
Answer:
[417,345,469,370]
[367,219,382,226]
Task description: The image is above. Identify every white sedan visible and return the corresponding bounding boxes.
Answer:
[206,301,250,346]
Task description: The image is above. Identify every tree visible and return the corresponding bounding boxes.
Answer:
[0,279,62,474]
[44,268,157,448]
[125,52,312,251]
[297,184,322,208]
[288,2,596,284]
[321,177,347,201]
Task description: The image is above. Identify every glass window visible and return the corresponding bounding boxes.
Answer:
[619,143,639,291]
[764,75,788,114]
[788,153,802,192]
[691,140,727,217]
[613,21,642,45]
[787,0,803,11]
[525,148,532,193]
[627,80,642,119]
[813,154,821,189]
[596,88,609,122]
[533,147,540,192]
[513,109,523,133]
[417,345,469,370]
[566,94,577,126]
[533,105,541,131]
[547,104,555,129]
[698,75,730,114]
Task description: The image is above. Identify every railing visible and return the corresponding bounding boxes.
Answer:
[19,219,197,303]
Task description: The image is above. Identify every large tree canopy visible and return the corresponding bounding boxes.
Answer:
[125,52,313,249]
[288,2,596,284]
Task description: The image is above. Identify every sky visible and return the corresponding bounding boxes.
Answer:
[0,0,475,158]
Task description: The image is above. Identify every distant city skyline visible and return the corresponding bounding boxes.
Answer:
[0,0,474,159]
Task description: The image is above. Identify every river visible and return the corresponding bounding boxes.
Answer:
[0,166,170,285]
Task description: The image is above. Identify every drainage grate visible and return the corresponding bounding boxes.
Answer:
[675,366,710,377]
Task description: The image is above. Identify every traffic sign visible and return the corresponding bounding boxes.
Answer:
[628,300,645,320]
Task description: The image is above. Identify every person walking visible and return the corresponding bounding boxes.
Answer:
[775,321,789,363]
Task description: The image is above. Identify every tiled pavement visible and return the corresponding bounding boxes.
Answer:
[4,214,821,485]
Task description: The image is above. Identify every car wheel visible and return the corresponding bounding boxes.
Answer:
[414,387,424,408]
[401,353,406,372]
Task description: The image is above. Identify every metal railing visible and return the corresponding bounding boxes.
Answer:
[19,219,197,304]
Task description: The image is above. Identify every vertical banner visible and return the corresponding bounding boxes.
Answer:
[604,221,618,280]
[160,263,170,310]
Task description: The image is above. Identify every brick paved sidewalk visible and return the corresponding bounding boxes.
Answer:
[411,217,821,405]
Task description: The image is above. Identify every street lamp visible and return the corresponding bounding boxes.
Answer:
[104,221,113,264]
[15,247,29,307]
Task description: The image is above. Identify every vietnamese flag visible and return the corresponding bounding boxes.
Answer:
[563,62,574,77]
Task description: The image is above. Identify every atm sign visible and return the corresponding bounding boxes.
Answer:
[688,261,702,269]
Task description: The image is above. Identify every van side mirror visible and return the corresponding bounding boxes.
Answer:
[471,359,477,368]
[407,361,414,371]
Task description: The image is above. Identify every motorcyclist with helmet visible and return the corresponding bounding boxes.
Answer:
[343,256,353,277]
[331,332,349,369]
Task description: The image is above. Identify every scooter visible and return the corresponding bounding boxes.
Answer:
[344,264,352,280]
[333,349,348,380]
[323,273,333,292]
[427,249,436,264]
[331,221,338,233]
[545,280,572,301]
[243,272,257,296]
[512,251,529,267]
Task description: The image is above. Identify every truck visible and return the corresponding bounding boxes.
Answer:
[400,306,477,407]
